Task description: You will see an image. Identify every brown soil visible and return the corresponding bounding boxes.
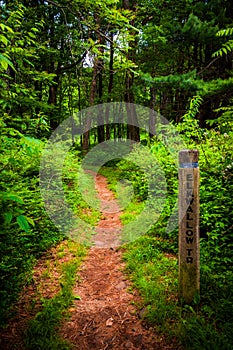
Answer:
[0,172,181,350]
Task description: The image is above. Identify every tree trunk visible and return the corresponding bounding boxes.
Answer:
[97,36,105,144]
[149,87,156,138]
[123,0,140,143]
[106,32,114,141]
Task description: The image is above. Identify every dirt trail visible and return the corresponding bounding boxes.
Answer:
[90,172,122,248]
[60,173,178,349]
[60,248,164,350]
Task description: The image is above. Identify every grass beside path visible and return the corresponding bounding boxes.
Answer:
[123,235,233,350]
[24,240,86,350]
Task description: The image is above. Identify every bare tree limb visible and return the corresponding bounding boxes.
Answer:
[197,56,221,76]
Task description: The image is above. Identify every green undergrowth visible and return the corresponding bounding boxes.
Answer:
[100,157,233,350]
[99,165,145,226]
[123,236,233,350]
[63,150,101,226]
[123,236,179,332]
[0,136,65,326]
[25,241,86,350]
[0,141,98,326]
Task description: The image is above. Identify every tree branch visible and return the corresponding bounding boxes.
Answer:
[197,56,221,76]
[57,48,90,72]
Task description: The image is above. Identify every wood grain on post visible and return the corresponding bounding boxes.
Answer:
[179,149,200,303]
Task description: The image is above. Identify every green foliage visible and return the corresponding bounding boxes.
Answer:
[100,141,179,247]
[199,131,233,271]
[0,130,63,325]
[140,70,199,91]
[176,95,203,141]
[62,149,101,226]
[174,98,233,348]
[123,236,179,334]
[0,128,98,326]
[0,146,98,326]
[110,95,233,348]
[101,144,178,244]
[213,27,233,57]
[0,53,14,71]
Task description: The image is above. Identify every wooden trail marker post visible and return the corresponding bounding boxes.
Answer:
[179,149,200,303]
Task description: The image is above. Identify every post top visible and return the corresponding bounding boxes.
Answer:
[179,149,199,163]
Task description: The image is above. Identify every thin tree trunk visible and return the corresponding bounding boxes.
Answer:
[97,37,105,144]
[149,87,156,138]
[106,32,114,141]
[123,0,140,143]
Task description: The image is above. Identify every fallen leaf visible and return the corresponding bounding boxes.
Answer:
[68,307,76,313]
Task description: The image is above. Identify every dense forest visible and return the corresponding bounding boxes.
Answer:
[0,0,233,349]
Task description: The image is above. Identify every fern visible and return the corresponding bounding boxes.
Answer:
[212,28,233,57]
[177,95,203,139]
[216,28,233,37]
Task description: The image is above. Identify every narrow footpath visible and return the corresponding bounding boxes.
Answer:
[60,172,178,350]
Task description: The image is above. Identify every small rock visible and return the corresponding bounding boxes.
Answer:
[134,334,143,346]
[138,307,148,319]
[116,281,127,290]
[124,341,133,348]
[106,317,114,327]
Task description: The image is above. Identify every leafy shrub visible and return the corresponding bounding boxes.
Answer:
[0,127,64,325]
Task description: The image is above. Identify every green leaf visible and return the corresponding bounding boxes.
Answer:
[4,212,13,225]
[23,136,42,145]
[0,192,25,204]
[0,35,8,46]
[0,53,15,71]
[74,295,81,300]
[23,58,34,67]
[26,216,35,227]
[0,23,14,33]
[17,215,30,232]
[28,32,36,39]
[0,56,8,70]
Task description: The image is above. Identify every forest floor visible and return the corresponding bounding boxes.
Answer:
[0,173,181,350]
